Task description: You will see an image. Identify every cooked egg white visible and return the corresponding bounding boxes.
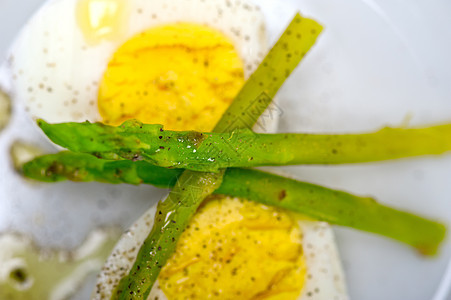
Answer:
[5,0,268,131]
[94,195,348,300]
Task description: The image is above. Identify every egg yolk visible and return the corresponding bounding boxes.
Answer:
[97,23,245,131]
[159,196,306,299]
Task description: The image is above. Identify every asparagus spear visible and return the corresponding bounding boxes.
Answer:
[23,151,446,255]
[38,120,451,171]
[112,14,323,299]
[23,151,183,187]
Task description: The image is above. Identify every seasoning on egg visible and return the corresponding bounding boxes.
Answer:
[97,23,245,132]
[158,195,307,299]
[7,0,266,126]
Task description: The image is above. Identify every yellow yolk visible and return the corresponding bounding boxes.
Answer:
[97,23,245,131]
[159,196,306,299]
[76,0,129,44]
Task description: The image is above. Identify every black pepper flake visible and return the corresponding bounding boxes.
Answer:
[278,190,287,200]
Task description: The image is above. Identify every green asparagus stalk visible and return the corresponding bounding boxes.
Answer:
[112,13,323,299]
[23,151,446,255]
[23,151,183,187]
[38,119,451,171]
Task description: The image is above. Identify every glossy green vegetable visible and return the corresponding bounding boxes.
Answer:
[112,13,323,299]
[23,151,446,255]
[23,151,182,187]
[39,120,451,171]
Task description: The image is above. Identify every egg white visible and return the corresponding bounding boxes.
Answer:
[93,199,348,300]
[4,0,268,124]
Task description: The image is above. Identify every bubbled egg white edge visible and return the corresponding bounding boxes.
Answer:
[93,198,348,300]
[3,0,270,125]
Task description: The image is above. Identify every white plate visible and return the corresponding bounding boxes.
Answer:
[0,0,450,299]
